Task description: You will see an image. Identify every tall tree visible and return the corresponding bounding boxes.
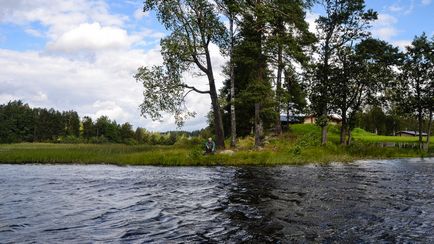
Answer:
[264,0,315,135]
[63,111,80,137]
[136,0,227,149]
[241,0,271,147]
[310,0,377,145]
[331,38,401,144]
[82,116,95,140]
[120,122,135,141]
[398,33,434,149]
[216,0,240,148]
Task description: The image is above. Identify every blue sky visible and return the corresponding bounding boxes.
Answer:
[0,0,433,131]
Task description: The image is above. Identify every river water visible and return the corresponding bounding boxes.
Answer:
[1,158,433,243]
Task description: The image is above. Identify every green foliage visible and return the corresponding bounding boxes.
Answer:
[315,115,328,127]
[82,116,95,139]
[57,135,81,144]
[310,0,378,139]
[89,136,109,144]
[0,101,80,143]
[123,138,138,146]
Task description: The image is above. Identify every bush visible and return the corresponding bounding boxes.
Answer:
[175,135,202,147]
[55,135,82,144]
[89,135,109,144]
[123,138,138,145]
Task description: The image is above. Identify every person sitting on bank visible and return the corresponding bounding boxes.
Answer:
[205,137,216,154]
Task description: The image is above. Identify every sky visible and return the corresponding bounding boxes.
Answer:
[0,0,433,131]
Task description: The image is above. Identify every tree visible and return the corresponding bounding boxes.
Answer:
[82,116,95,140]
[310,0,377,145]
[242,0,272,147]
[94,116,121,143]
[264,0,315,135]
[397,33,434,149]
[331,38,401,144]
[0,101,33,143]
[63,111,80,137]
[216,0,240,148]
[136,0,227,149]
[120,122,134,141]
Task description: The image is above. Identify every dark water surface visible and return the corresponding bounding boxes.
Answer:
[1,158,434,243]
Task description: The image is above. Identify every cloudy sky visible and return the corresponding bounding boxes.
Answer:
[0,0,433,131]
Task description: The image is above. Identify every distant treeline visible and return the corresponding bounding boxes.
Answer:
[0,100,204,144]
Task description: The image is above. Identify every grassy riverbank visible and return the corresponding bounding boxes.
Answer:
[0,125,432,166]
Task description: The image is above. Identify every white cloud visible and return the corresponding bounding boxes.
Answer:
[421,0,432,5]
[48,23,133,52]
[0,0,127,40]
[372,27,400,40]
[371,14,400,41]
[387,0,415,15]
[375,14,398,26]
[31,91,48,102]
[388,4,405,12]
[93,100,130,122]
[134,8,149,20]
[392,40,412,50]
[25,28,44,37]
[306,12,319,33]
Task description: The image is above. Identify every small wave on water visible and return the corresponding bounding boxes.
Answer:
[1,158,434,243]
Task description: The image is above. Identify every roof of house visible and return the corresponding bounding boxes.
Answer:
[397,130,428,136]
[304,114,342,121]
[280,115,304,122]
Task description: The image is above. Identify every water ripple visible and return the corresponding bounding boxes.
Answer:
[0,159,434,242]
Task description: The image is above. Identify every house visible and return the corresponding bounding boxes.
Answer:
[304,114,342,125]
[280,114,304,125]
[396,131,428,137]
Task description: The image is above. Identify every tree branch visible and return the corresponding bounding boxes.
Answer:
[181,84,210,94]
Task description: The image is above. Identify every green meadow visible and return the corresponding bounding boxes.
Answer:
[0,124,432,166]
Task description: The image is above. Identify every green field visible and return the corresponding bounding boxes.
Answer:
[0,124,432,166]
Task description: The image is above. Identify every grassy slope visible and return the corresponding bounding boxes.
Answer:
[0,124,432,166]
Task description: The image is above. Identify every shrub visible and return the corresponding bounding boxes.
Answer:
[123,138,138,145]
[89,135,109,144]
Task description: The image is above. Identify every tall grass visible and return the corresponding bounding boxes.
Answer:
[0,125,431,166]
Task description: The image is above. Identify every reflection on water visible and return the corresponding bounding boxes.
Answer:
[0,158,433,242]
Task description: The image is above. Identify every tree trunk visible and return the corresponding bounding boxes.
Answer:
[321,125,328,145]
[286,105,290,131]
[340,110,347,145]
[275,40,283,135]
[426,109,432,150]
[255,103,262,147]
[321,107,328,145]
[418,106,423,150]
[229,15,236,148]
[346,128,352,145]
[205,49,225,149]
[208,79,225,149]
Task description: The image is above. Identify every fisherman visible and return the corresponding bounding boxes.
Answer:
[204,137,216,154]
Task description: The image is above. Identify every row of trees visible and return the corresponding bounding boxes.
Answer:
[136,0,433,149]
[0,100,199,145]
[0,100,79,143]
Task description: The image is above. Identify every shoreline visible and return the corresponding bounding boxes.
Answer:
[1,125,432,167]
[0,143,431,167]
[0,155,432,168]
